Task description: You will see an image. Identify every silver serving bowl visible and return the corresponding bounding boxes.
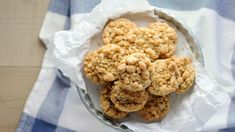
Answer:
[77,8,204,132]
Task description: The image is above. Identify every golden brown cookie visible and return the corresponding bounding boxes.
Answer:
[115,40,137,55]
[103,18,137,45]
[115,53,154,91]
[126,27,160,60]
[148,58,182,96]
[138,94,170,121]
[83,44,125,84]
[99,86,128,119]
[83,51,99,82]
[148,22,177,58]
[172,57,195,93]
[110,86,149,112]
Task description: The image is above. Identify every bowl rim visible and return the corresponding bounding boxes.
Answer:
[77,7,205,132]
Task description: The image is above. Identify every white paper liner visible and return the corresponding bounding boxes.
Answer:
[47,0,230,131]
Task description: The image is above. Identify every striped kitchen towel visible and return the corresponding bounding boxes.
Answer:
[17,0,235,132]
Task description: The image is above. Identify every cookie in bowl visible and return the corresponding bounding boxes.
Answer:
[126,27,160,60]
[84,44,125,84]
[138,94,170,121]
[171,56,196,93]
[148,58,182,96]
[100,85,128,119]
[110,85,149,112]
[115,53,154,91]
[103,18,137,45]
[148,22,177,58]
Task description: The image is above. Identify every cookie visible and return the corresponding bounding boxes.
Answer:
[100,86,128,119]
[103,18,137,45]
[126,27,160,60]
[115,40,136,55]
[110,86,149,112]
[83,51,99,83]
[148,58,182,96]
[138,94,170,121]
[172,57,195,93]
[115,53,154,91]
[148,22,177,58]
[83,44,125,84]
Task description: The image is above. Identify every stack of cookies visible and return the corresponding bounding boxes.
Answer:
[83,18,195,121]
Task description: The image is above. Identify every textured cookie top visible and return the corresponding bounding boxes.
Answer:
[172,57,195,93]
[148,59,182,96]
[138,94,169,121]
[111,40,134,55]
[115,53,154,91]
[148,22,177,58]
[126,27,160,60]
[103,18,137,45]
[99,86,128,119]
[83,44,125,84]
[110,86,149,112]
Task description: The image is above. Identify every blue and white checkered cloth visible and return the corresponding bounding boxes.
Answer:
[16,0,235,131]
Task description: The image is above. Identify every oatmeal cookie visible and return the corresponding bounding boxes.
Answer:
[110,86,149,112]
[103,18,137,45]
[138,94,170,121]
[148,22,177,58]
[83,44,125,84]
[172,57,195,93]
[126,27,160,60]
[115,40,136,55]
[100,86,128,119]
[148,59,182,96]
[115,53,154,91]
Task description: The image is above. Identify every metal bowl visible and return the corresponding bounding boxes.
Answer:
[77,8,204,132]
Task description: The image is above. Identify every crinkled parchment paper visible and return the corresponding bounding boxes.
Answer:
[47,0,230,131]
